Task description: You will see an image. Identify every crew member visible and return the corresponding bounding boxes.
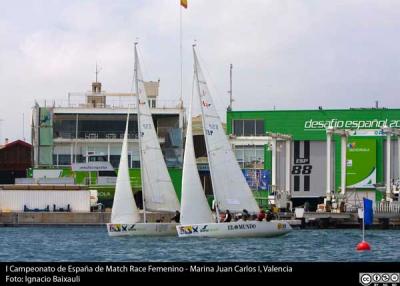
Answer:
[223,210,232,222]
[257,209,266,221]
[171,210,181,223]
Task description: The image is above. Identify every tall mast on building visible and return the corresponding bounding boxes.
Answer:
[227,64,233,111]
[95,63,100,83]
[93,63,102,93]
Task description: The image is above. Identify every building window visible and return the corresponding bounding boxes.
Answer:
[131,161,140,168]
[148,99,156,108]
[304,176,310,192]
[58,155,71,166]
[234,146,264,169]
[232,119,264,136]
[110,155,121,169]
[233,120,244,136]
[294,176,300,192]
[235,148,244,168]
[255,120,264,135]
[244,120,255,136]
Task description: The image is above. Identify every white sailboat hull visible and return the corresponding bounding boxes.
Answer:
[107,223,178,237]
[176,220,291,238]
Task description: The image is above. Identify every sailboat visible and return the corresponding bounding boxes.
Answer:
[177,46,291,238]
[107,43,180,236]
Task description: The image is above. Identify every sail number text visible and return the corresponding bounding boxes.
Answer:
[291,165,312,175]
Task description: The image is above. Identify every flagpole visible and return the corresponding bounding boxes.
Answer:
[179,1,183,106]
[356,198,371,251]
[362,206,365,242]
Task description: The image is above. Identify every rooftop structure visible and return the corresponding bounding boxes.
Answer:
[32,81,184,169]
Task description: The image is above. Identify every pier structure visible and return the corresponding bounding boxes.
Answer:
[382,126,400,202]
[325,127,349,204]
[229,132,293,209]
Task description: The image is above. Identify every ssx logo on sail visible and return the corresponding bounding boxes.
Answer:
[109,224,136,232]
[277,223,286,229]
[179,225,209,235]
[179,226,194,234]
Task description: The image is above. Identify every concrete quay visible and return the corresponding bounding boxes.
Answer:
[0,211,174,226]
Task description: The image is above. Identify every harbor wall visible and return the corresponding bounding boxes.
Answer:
[0,211,174,226]
[0,190,91,212]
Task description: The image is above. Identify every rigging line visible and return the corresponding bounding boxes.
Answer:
[197,51,227,123]
[136,44,150,86]
[190,56,196,118]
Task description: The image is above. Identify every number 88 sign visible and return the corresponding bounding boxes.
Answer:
[291,165,312,175]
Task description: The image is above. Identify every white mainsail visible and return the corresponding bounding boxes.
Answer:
[135,46,180,213]
[193,48,259,214]
[180,93,214,224]
[111,115,141,224]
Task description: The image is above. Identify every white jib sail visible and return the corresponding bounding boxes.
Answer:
[111,115,141,224]
[135,47,180,213]
[194,49,259,214]
[180,92,214,224]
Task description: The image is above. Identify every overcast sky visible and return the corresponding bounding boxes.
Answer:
[1,0,400,142]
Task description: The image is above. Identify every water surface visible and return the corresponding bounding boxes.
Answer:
[0,227,398,261]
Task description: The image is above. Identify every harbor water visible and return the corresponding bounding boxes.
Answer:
[0,227,399,262]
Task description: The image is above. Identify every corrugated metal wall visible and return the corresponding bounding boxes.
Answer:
[0,190,90,212]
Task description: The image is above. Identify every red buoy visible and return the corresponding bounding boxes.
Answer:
[356,241,371,251]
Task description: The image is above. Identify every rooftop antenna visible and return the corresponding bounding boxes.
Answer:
[227,64,233,111]
[375,100,379,109]
[95,62,102,83]
[134,38,139,89]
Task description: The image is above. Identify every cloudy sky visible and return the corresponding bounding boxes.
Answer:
[1,0,400,142]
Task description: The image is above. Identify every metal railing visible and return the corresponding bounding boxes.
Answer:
[374,201,400,213]
[54,131,139,140]
[39,98,182,110]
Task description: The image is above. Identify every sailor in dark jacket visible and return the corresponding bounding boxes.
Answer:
[171,210,181,223]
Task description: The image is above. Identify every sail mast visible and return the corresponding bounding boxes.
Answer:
[135,42,147,223]
[193,46,221,223]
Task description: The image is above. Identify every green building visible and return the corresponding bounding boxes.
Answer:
[227,108,400,209]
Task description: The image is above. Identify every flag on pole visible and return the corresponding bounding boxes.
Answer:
[363,198,373,225]
[181,0,188,9]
